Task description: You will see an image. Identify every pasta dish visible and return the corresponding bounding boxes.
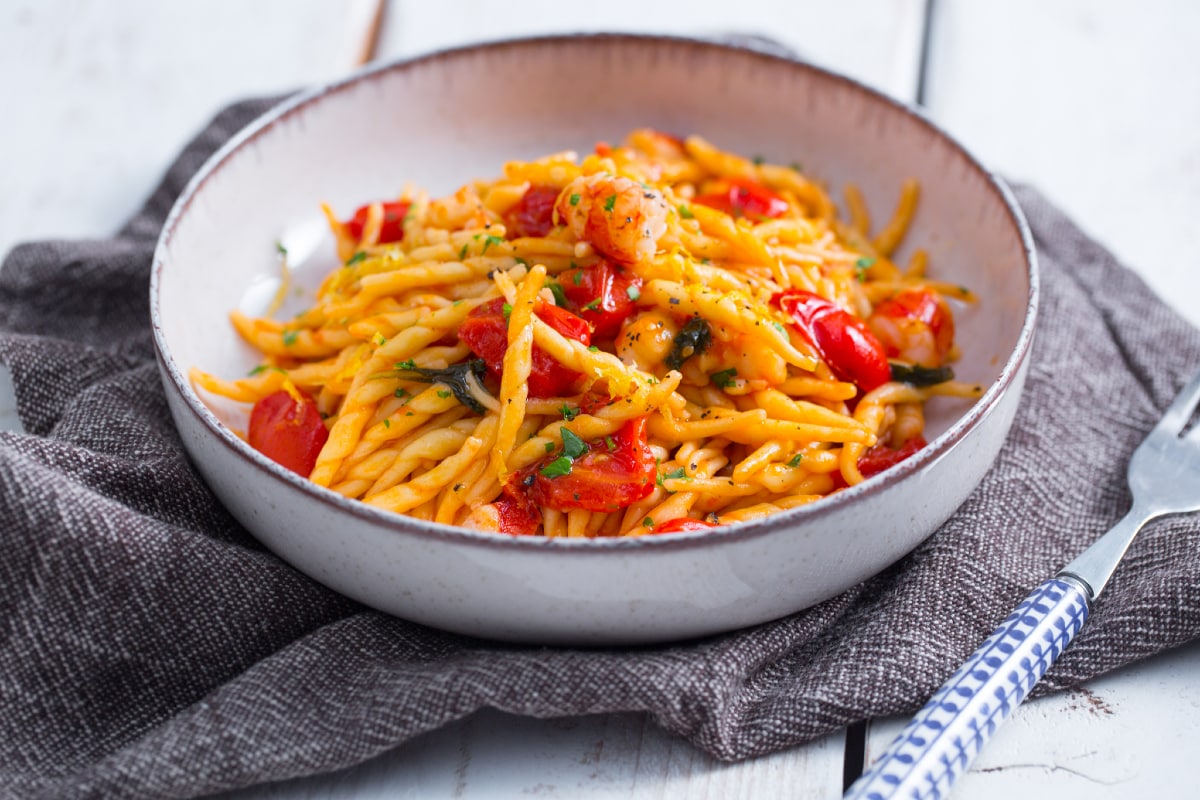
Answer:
[192,130,981,537]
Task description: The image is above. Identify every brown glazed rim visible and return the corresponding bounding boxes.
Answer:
[150,33,1039,554]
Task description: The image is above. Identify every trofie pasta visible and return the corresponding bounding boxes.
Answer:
[191,129,983,537]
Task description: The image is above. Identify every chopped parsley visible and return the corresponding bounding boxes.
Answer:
[604,436,616,452]
[547,281,568,307]
[281,329,299,347]
[371,332,387,347]
[383,419,391,429]
[569,193,581,206]
[710,367,738,388]
[458,243,469,260]
[587,345,599,352]
[642,517,654,528]
[854,257,877,281]
[437,390,452,399]
[247,364,286,377]
[583,298,601,311]
[345,251,367,266]
[657,467,687,487]
[275,241,288,256]
[544,441,556,453]
[603,194,617,213]
[502,302,513,320]
[572,271,583,286]
[678,205,695,220]
[559,404,579,421]
[540,457,573,478]
[787,454,804,468]
[481,234,505,254]
[559,428,588,459]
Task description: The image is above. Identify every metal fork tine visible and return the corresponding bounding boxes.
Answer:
[1155,369,1200,436]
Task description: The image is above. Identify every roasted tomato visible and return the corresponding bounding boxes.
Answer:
[556,260,643,339]
[491,495,542,536]
[774,289,891,392]
[458,298,591,398]
[693,177,789,221]
[867,289,955,367]
[518,417,656,513]
[247,390,329,476]
[653,517,717,534]
[343,200,411,244]
[857,436,928,479]
[504,185,560,239]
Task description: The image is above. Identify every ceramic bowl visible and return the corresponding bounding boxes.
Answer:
[151,34,1037,644]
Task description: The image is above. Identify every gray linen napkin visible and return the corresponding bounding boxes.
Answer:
[2,98,1198,800]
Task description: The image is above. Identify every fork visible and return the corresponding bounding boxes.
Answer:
[845,368,1200,799]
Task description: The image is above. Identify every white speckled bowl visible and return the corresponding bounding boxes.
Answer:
[151,34,1037,644]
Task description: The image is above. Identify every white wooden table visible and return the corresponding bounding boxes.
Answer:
[4,2,1199,797]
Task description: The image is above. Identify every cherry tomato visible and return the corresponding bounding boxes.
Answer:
[653,517,717,534]
[247,390,329,476]
[343,200,412,244]
[774,289,891,392]
[523,417,656,513]
[693,177,789,221]
[867,289,955,367]
[491,496,542,536]
[557,260,643,339]
[504,185,560,239]
[458,298,591,398]
[857,436,928,479]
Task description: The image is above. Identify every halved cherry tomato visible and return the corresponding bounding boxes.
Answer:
[557,260,643,339]
[867,289,955,367]
[519,417,656,513]
[343,200,412,244]
[653,517,717,534]
[247,390,329,476]
[857,436,928,479]
[774,289,891,392]
[693,177,789,221]
[458,298,591,398]
[504,185,560,239]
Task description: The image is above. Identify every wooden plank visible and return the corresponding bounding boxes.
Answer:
[864,638,1200,797]
[216,711,846,799]
[380,0,929,100]
[921,0,1200,327]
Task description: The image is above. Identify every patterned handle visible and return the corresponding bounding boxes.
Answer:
[844,577,1090,799]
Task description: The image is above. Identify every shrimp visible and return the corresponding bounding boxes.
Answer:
[866,288,955,367]
[556,174,669,264]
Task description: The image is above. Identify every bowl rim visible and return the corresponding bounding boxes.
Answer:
[150,31,1039,554]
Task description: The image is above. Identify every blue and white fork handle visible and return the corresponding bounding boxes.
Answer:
[843,574,1090,799]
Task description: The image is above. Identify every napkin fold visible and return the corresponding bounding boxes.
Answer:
[2,98,1198,800]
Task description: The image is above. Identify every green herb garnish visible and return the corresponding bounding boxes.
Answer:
[710,367,738,388]
[665,317,712,371]
[603,194,617,213]
[889,361,955,387]
[389,359,491,415]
